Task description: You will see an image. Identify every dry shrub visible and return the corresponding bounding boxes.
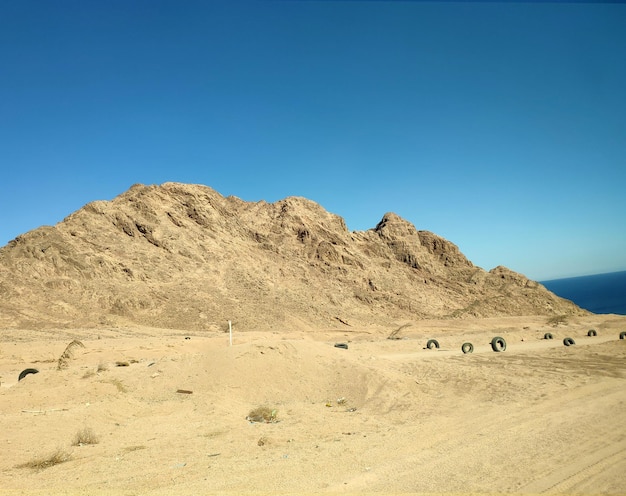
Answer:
[388,323,412,340]
[57,339,85,370]
[73,427,99,446]
[246,406,278,423]
[82,370,96,379]
[547,315,568,327]
[97,362,109,372]
[104,378,128,392]
[17,448,72,470]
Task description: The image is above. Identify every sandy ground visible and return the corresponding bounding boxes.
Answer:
[1,314,626,496]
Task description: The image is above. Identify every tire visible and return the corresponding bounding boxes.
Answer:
[334,343,348,350]
[18,368,39,381]
[544,333,553,340]
[490,337,506,352]
[563,337,575,346]
[619,331,626,340]
[426,339,440,350]
[587,329,597,337]
[461,342,474,354]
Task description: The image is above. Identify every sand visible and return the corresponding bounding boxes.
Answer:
[1,314,625,495]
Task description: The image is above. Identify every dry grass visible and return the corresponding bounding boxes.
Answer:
[246,406,278,423]
[547,315,568,327]
[17,448,72,471]
[82,369,96,379]
[388,323,412,340]
[97,361,109,372]
[73,427,99,446]
[57,339,85,370]
[102,378,128,392]
[122,445,147,453]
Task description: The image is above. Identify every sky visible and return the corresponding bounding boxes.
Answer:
[1,0,625,281]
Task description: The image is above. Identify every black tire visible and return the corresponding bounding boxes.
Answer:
[587,329,597,337]
[334,343,348,350]
[461,342,474,354]
[544,333,553,340]
[490,337,506,352]
[426,339,440,350]
[620,332,626,340]
[563,337,575,346]
[18,368,39,381]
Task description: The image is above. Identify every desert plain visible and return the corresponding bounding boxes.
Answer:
[1,314,625,496]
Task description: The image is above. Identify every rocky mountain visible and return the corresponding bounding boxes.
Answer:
[0,182,587,331]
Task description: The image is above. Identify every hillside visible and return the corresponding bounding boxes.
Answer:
[0,182,587,331]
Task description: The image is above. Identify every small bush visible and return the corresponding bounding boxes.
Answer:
[17,448,72,470]
[547,315,568,327]
[73,427,99,446]
[246,406,278,423]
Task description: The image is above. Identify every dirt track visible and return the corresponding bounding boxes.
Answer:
[1,315,625,495]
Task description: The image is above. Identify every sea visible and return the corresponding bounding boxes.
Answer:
[540,270,626,315]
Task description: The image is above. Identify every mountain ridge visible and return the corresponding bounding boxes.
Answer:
[0,182,587,331]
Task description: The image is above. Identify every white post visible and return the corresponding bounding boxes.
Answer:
[228,320,232,346]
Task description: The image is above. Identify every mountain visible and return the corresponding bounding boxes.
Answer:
[0,182,587,331]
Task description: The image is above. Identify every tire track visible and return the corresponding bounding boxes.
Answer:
[520,442,626,494]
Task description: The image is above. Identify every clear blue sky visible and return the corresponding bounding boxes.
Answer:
[1,0,625,281]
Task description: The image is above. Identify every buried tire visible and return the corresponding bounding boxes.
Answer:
[490,337,506,352]
[426,339,440,350]
[544,333,554,340]
[620,332,626,340]
[18,368,39,381]
[461,342,474,354]
[587,329,597,337]
[563,337,576,346]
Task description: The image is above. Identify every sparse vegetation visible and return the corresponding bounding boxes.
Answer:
[103,378,128,392]
[97,361,109,372]
[547,315,568,327]
[388,323,412,340]
[73,427,99,446]
[82,369,96,379]
[17,448,72,470]
[57,339,85,370]
[202,429,227,439]
[121,445,147,453]
[246,406,278,423]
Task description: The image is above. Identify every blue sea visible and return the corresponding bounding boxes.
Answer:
[541,270,626,315]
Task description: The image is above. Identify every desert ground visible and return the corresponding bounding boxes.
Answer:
[1,314,626,496]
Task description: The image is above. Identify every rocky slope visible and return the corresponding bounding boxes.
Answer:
[0,182,587,331]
